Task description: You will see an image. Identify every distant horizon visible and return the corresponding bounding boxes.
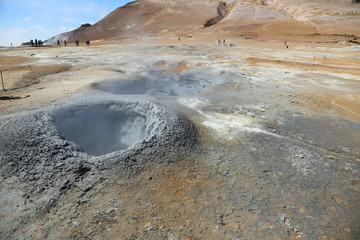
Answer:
[0,0,133,47]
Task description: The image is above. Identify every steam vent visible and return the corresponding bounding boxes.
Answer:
[92,67,226,96]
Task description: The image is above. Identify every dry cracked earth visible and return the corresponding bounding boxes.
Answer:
[0,41,359,239]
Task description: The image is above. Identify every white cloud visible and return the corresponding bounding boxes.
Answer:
[58,26,67,31]
[61,16,86,24]
[0,28,31,46]
[58,26,75,32]
[24,17,30,21]
[34,25,52,33]
[6,28,29,36]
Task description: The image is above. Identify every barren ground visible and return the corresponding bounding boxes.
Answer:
[0,37,359,239]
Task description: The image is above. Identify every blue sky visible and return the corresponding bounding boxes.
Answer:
[0,0,133,46]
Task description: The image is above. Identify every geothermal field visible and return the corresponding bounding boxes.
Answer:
[1,0,360,239]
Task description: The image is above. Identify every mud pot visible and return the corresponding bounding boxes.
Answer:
[93,67,226,96]
[55,103,159,156]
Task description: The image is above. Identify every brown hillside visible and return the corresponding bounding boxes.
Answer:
[46,0,360,44]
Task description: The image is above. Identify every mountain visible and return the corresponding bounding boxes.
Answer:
[46,0,360,44]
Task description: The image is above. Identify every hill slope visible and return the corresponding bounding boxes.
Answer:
[46,0,360,44]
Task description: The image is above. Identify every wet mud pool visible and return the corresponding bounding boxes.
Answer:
[92,67,226,96]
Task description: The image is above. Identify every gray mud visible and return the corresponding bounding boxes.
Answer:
[93,67,226,96]
[55,103,165,156]
[0,97,198,239]
[0,44,359,240]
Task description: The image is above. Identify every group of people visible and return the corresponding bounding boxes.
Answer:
[284,41,289,48]
[218,39,226,44]
[56,39,90,47]
[30,39,43,47]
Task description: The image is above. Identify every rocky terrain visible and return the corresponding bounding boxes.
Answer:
[1,0,360,239]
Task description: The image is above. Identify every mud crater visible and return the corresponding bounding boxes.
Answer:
[50,100,198,157]
[54,104,148,156]
[93,68,226,96]
[0,99,199,188]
